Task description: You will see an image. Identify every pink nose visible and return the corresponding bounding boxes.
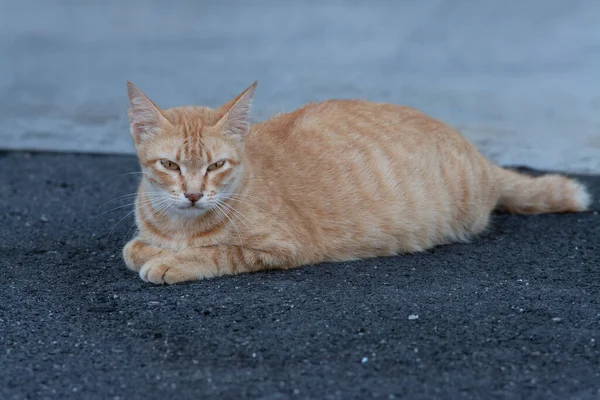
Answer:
[184,192,203,204]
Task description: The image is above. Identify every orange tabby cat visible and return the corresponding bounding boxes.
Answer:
[122,81,591,284]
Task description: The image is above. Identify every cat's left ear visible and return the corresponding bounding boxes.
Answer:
[216,81,257,137]
[127,81,170,145]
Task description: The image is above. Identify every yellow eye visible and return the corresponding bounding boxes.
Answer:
[160,159,180,171]
[207,160,225,172]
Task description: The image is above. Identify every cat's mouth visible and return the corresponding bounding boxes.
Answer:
[177,203,203,210]
[174,202,211,215]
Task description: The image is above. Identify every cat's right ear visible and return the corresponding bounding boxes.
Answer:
[215,81,257,138]
[127,82,169,144]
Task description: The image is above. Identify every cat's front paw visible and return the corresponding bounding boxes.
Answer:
[139,258,197,285]
[123,238,173,273]
[123,239,144,272]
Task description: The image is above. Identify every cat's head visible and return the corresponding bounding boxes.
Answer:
[127,81,256,217]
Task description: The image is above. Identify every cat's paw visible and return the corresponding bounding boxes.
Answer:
[123,239,172,272]
[139,258,197,285]
[122,239,144,272]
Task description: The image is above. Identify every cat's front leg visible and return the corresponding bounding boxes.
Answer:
[122,238,172,272]
[138,246,285,285]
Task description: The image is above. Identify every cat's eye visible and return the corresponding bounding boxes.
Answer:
[207,160,225,172]
[160,159,180,171]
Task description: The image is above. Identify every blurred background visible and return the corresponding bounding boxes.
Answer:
[1,0,599,172]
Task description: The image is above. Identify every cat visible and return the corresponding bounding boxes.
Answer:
[122,81,591,285]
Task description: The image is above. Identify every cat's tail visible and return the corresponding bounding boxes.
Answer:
[493,167,591,214]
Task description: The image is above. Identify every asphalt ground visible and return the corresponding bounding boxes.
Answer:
[1,151,599,399]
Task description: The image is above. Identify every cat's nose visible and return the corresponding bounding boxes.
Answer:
[184,192,203,204]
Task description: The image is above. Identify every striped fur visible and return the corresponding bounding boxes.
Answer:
[123,82,591,284]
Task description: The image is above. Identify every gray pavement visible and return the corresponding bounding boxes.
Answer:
[1,0,600,172]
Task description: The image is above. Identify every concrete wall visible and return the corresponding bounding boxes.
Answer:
[1,0,599,172]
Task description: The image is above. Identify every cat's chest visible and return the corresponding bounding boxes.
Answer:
[138,220,235,250]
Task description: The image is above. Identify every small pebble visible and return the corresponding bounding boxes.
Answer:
[361,357,368,363]
[408,314,419,320]
[552,317,562,322]
[40,215,49,223]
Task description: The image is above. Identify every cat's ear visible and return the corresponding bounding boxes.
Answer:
[215,81,257,137]
[127,81,169,144]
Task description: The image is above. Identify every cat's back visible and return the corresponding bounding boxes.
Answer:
[247,98,471,161]
[252,99,432,136]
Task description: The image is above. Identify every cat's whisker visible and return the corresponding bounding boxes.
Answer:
[94,202,138,217]
[107,209,138,239]
[103,192,139,201]
[151,201,173,221]
[135,198,170,217]
[101,194,138,205]
[217,200,252,232]
[224,191,270,205]
[140,197,171,217]
[221,195,269,213]
[211,205,227,228]
[214,202,244,245]
[104,171,148,183]
[125,220,139,239]
[96,194,139,211]
[219,202,252,229]
[95,196,167,217]
[225,190,266,200]
[99,191,163,208]
[108,196,168,241]
[111,171,147,178]
[223,197,267,210]
[82,171,148,192]
[212,205,232,236]
[224,196,268,207]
